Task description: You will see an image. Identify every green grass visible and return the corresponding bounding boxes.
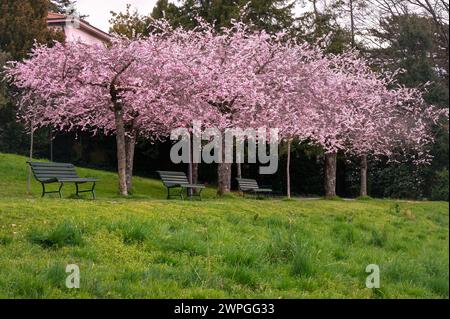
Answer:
[0,152,448,298]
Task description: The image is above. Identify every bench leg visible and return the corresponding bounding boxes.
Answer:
[41,182,63,198]
[75,182,96,200]
[194,188,203,201]
[58,182,63,198]
[167,187,183,200]
[186,188,203,201]
[91,182,96,200]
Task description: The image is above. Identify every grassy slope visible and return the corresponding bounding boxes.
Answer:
[0,152,448,299]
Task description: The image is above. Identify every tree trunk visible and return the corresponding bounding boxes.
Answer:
[286,140,292,199]
[350,0,356,48]
[27,123,34,194]
[360,154,368,197]
[217,133,231,195]
[187,132,194,197]
[192,162,199,195]
[236,163,242,179]
[192,163,199,184]
[217,163,232,195]
[324,152,337,199]
[114,109,128,196]
[313,0,318,18]
[49,128,53,162]
[125,131,136,193]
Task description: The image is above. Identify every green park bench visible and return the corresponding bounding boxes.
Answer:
[157,171,205,200]
[236,178,273,198]
[27,161,98,199]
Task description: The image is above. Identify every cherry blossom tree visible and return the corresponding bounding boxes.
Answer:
[5,32,193,196]
[301,50,447,198]
[174,21,293,195]
[6,18,445,199]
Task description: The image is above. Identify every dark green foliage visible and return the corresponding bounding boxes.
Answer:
[0,51,11,107]
[0,0,64,60]
[109,4,154,38]
[297,11,352,53]
[151,0,183,24]
[48,0,80,16]
[369,161,426,199]
[109,0,297,37]
[149,0,297,32]
[431,169,449,201]
[0,101,53,158]
[192,0,295,32]
[0,0,65,161]
[366,14,449,201]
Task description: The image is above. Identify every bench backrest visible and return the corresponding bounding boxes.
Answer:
[28,162,79,182]
[236,178,260,191]
[157,171,190,187]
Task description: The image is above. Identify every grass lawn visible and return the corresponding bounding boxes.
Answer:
[0,152,448,298]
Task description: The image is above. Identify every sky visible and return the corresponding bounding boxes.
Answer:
[75,0,305,33]
[76,0,159,32]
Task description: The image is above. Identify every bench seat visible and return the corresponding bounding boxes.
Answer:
[27,161,98,199]
[236,178,273,198]
[157,171,205,200]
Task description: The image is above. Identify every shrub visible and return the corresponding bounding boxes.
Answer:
[431,169,449,201]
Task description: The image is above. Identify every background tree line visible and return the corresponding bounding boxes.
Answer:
[1,0,448,200]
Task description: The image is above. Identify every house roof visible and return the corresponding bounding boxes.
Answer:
[47,12,111,43]
[48,12,66,19]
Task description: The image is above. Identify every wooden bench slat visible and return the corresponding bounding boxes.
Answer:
[157,171,205,200]
[30,164,74,168]
[159,175,188,179]
[236,178,272,198]
[27,162,97,199]
[31,167,77,172]
[158,171,187,175]
[35,174,79,179]
[34,171,79,175]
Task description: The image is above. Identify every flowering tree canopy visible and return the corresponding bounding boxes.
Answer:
[5,18,446,197]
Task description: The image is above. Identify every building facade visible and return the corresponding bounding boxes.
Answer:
[47,12,110,45]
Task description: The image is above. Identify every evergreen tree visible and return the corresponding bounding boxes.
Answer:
[151,0,181,22]
[0,51,11,108]
[0,0,63,60]
[109,4,153,38]
[48,0,86,18]
[111,0,297,38]
[297,9,351,54]
[49,0,76,14]
[369,14,449,199]
[0,0,63,160]
[151,0,297,32]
